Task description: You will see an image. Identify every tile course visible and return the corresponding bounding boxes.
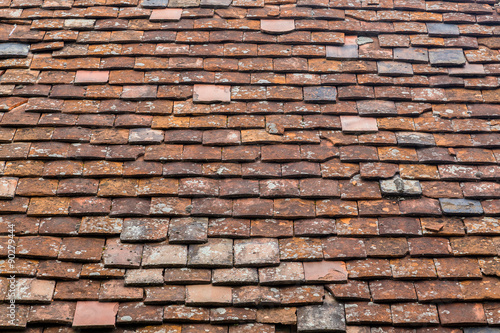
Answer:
[0,0,499,331]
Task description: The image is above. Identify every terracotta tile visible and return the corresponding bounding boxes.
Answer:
[54,279,101,301]
[232,285,279,307]
[16,236,61,259]
[187,238,233,268]
[370,280,417,302]
[212,267,258,285]
[435,257,482,279]
[164,268,211,284]
[168,217,208,244]
[340,116,378,132]
[99,279,143,301]
[163,304,208,322]
[0,177,18,199]
[116,302,163,324]
[74,70,109,84]
[37,260,82,280]
[122,85,157,100]
[345,302,391,324]
[14,278,55,303]
[392,303,439,325]
[78,216,122,235]
[120,217,169,242]
[259,262,305,285]
[103,238,143,268]
[150,8,183,21]
[72,301,118,328]
[125,269,164,286]
[280,285,324,306]
[257,307,297,325]
[261,20,295,34]
[429,48,467,67]
[2,0,500,331]
[58,237,104,262]
[193,84,231,103]
[438,303,487,326]
[391,257,437,279]
[303,261,348,282]
[415,280,463,302]
[28,302,76,324]
[80,263,125,279]
[0,304,29,329]
[234,238,279,267]
[186,285,232,306]
[326,44,358,60]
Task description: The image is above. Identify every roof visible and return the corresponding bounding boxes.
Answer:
[0,0,500,332]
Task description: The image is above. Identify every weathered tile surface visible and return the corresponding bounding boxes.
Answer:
[0,0,497,331]
[72,301,119,328]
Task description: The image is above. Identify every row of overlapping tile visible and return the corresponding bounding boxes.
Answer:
[0,0,500,331]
